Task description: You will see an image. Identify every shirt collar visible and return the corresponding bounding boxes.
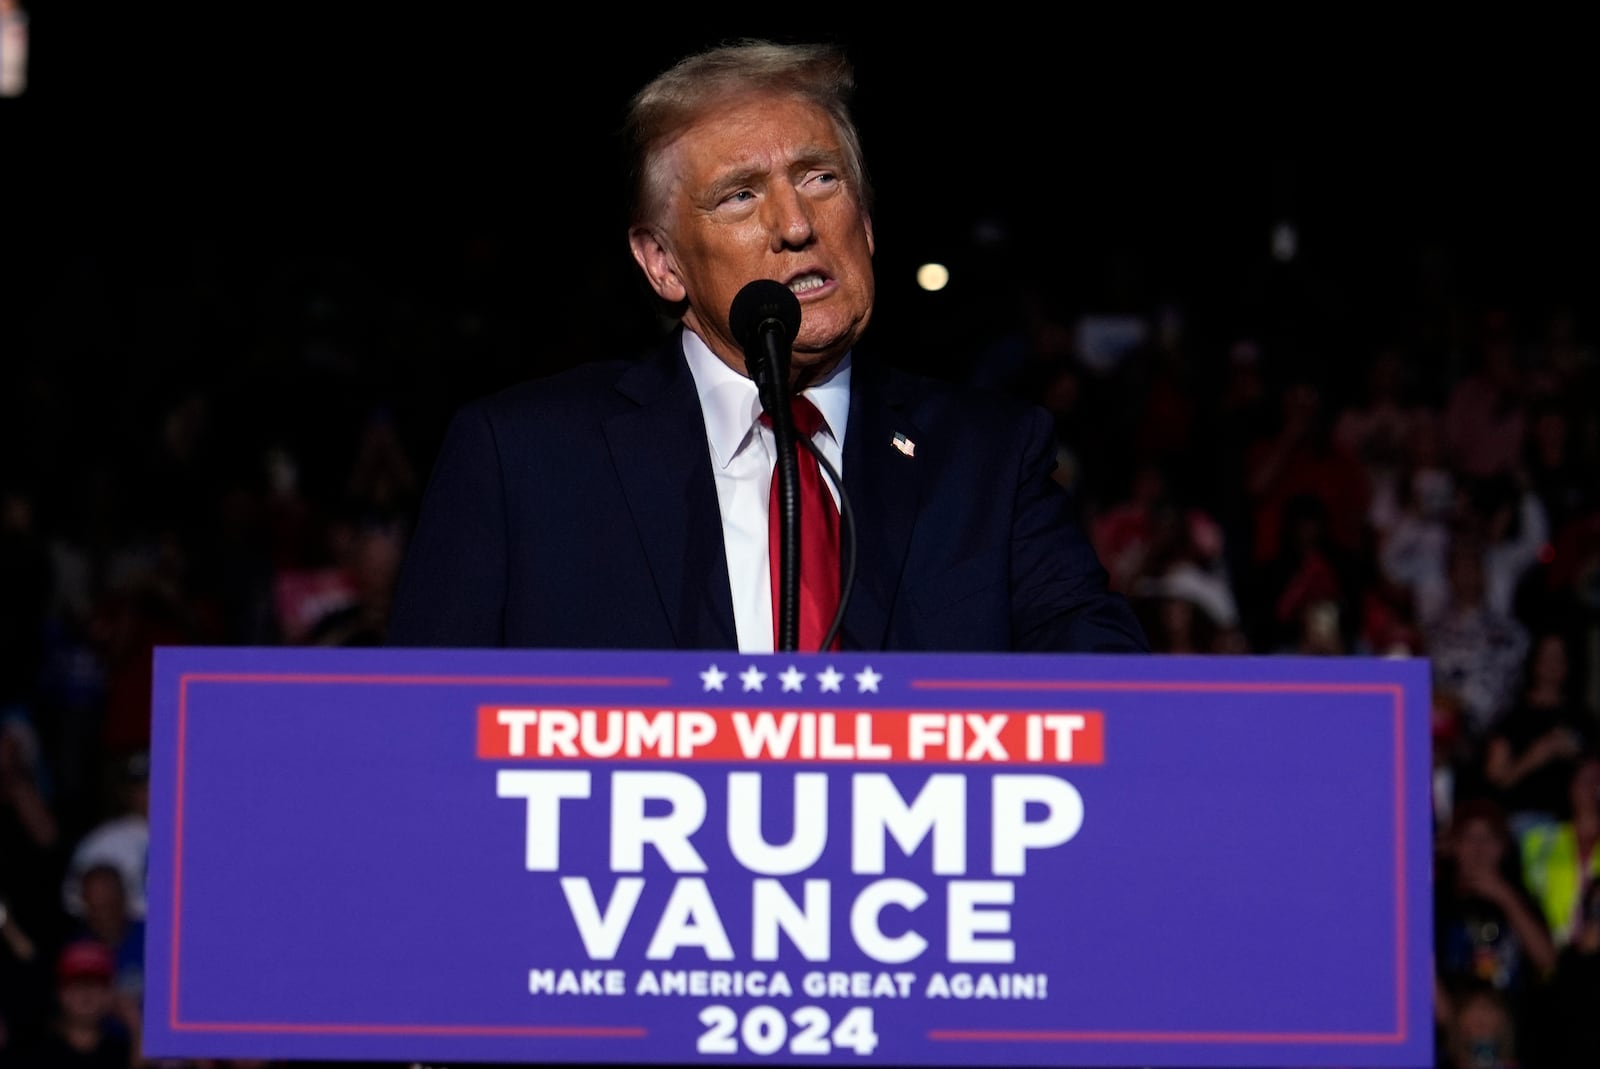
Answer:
[682,328,851,470]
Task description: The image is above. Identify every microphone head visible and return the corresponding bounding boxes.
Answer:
[729,279,802,353]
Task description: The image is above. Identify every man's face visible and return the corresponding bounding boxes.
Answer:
[59,978,113,1025]
[630,92,875,383]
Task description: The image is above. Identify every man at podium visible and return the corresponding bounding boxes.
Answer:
[387,39,1147,657]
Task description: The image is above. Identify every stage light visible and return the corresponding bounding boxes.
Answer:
[916,262,950,292]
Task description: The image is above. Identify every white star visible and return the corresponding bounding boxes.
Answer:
[740,665,768,692]
[855,666,883,693]
[816,665,844,693]
[778,665,807,692]
[700,664,728,692]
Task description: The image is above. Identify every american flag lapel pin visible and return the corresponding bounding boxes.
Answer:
[892,432,916,457]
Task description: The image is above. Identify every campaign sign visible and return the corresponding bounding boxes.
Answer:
[144,647,1433,1068]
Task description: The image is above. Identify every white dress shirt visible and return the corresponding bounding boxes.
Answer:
[682,329,849,653]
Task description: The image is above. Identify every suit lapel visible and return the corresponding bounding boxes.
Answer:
[605,334,738,650]
[840,360,921,649]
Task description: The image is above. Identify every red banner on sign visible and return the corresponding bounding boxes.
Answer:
[476,707,1105,765]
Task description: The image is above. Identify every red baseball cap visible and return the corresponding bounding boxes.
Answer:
[56,939,115,985]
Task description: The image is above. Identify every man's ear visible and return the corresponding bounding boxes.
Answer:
[862,209,875,258]
[628,227,687,303]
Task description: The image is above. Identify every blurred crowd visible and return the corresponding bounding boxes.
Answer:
[1,223,1597,1069]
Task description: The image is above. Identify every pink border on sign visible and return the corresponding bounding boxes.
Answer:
[168,671,669,1038]
[910,678,1411,1049]
[162,671,1415,1050]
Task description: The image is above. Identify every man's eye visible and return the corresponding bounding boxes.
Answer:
[724,190,756,204]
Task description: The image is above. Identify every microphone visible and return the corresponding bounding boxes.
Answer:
[727,279,856,653]
[729,278,802,420]
[731,279,803,650]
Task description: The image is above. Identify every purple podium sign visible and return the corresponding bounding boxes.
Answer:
[144,647,1433,1067]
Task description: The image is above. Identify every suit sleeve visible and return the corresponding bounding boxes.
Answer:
[1007,407,1151,652]
[386,403,511,647]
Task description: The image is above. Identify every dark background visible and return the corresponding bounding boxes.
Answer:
[10,16,1596,316]
[4,10,1596,494]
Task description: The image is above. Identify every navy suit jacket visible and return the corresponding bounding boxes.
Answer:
[387,330,1148,653]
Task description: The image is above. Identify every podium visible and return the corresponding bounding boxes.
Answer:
[143,646,1433,1067]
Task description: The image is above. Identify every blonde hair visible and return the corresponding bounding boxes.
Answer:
[622,39,872,228]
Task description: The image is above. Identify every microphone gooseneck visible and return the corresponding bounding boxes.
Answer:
[727,278,856,653]
[730,280,803,650]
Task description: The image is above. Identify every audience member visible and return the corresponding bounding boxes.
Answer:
[9,938,132,1069]
[1539,877,1600,1066]
[340,404,419,530]
[1242,374,1372,572]
[303,515,406,647]
[1522,394,1596,534]
[1460,472,1550,623]
[1443,309,1528,483]
[69,863,144,1032]
[268,420,413,648]
[1332,341,1431,522]
[1426,534,1533,744]
[1439,982,1521,1069]
[1482,631,1593,835]
[61,752,149,926]
[1091,460,1237,636]
[1518,748,1600,951]
[1372,411,1456,626]
[1539,505,1600,639]
[1355,567,1427,658]
[1434,798,1556,1051]
[1250,492,1357,655]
